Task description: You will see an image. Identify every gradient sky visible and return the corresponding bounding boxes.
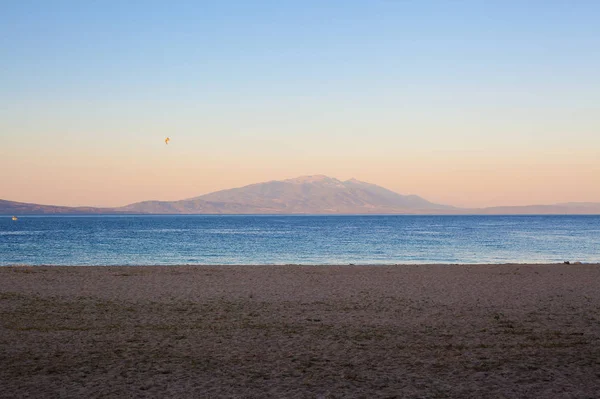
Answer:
[1,1,599,208]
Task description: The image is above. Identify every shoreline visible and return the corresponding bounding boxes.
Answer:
[2,264,600,397]
[4,262,598,267]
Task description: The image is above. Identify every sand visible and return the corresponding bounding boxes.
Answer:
[1,264,599,398]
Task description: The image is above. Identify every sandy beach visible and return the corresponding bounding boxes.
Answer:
[1,264,599,398]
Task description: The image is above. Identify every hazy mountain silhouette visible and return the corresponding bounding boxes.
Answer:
[0,199,113,215]
[2,175,600,214]
[117,175,451,214]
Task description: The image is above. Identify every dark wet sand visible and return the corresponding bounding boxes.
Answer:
[1,264,600,398]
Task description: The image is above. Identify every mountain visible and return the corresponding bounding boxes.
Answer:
[0,199,113,215]
[2,176,600,215]
[475,202,600,215]
[118,175,451,214]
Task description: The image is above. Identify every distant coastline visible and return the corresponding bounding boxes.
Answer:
[2,175,600,215]
[2,200,600,216]
[3,201,600,216]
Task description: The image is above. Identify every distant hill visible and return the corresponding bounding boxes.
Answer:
[2,176,600,215]
[0,199,113,215]
[117,175,452,214]
[474,203,600,215]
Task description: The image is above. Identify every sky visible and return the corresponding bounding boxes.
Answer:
[1,0,599,208]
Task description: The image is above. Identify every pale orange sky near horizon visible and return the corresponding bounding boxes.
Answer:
[2,1,599,209]
[2,133,599,208]
[3,88,600,208]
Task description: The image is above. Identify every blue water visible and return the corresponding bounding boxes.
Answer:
[0,215,599,265]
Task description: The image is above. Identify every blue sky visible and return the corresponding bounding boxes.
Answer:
[1,1,599,207]
[4,1,599,100]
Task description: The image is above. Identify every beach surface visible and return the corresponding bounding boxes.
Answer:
[1,264,599,398]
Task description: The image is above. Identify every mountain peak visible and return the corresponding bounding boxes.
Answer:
[345,178,364,184]
[283,175,341,184]
[181,174,450,213]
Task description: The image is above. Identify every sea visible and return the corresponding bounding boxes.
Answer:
[0,215,599,266]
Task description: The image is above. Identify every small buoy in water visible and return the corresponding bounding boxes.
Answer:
[12,216,18,221]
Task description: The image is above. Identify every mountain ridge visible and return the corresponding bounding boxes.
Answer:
[176,175,450,214]
[2,175,600,215]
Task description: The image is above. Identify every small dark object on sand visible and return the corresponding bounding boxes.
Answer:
[564,261,570,264]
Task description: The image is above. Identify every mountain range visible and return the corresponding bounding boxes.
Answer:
[2,175,600,215]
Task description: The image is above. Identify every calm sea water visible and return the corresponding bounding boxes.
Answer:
[0,215,599,265]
